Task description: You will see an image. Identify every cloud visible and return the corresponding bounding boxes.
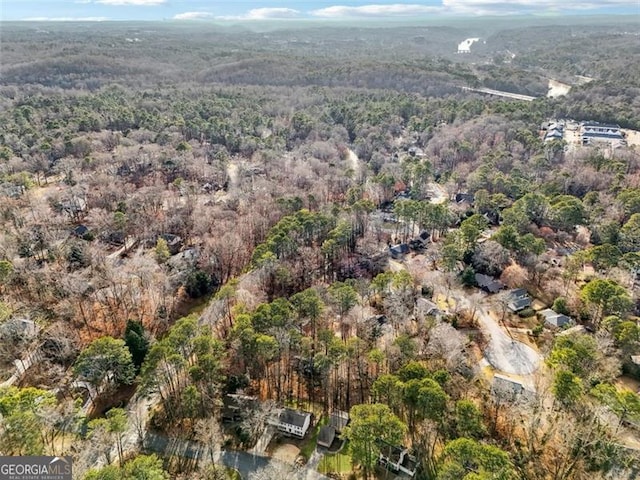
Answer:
[173,11,213,20]
[96,0,166,5]
[218,8,301,20]
[245,7,301,19]
[23,16,109,21]
[311,4,442,17]
[442,0,639,14]
[311,1,639,17]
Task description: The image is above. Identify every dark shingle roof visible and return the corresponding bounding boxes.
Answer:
[317,426,336,448]
[279,408,311,428]
[581,121,620,129]
[390,244,410,255]
[507,288,528,299]
[329,411,350,431]
[455,193,475,204]
[475,274,504,293]
[508,297,532,311]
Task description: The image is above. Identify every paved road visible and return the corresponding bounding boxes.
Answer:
[420,269,542,377]
[306,447,324,471]
[250,425,275,455]
[144,433,330,480]
[460,86,537,102]
[474,303,541,375]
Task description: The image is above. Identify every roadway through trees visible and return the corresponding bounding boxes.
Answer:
[416,264,542,377]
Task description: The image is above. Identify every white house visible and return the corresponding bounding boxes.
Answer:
[377,440,418,477]
[277,408,311,438]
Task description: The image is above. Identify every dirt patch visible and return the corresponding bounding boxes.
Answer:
[531,299,546,311]
[89,383,138,419]
[547,79,571,98]
[622,128,640,148]
[272,443,300,464]
[616,375,640,393]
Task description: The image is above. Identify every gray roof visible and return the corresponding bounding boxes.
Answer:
[475,274,504,293]
[507,288,528,300]
[540,309,572,327]
[508,297,532,312]
[329,410,350,431]
[279,408,311,428]
[582,131,624,139]
[545,129,563,138]
[317,426,336,448]
[221,394,257,420]
[73,225,89,236]
[581,121,620,129]
[390,244,410,255]
[455,193,475,204]
[416,297,439,316]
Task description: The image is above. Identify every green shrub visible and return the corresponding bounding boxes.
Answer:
[552,297,570,315]
[532,324,544,337]
[518,307,536,318]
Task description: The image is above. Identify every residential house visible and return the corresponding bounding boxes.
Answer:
[475,274,504,294]
[60,196,88,221]
[409,231,430,250]
[580,121,625,146]
[416,297,442,320]
[505,288,532,312]
[455,192,475,205]
[483,210,501,226]
[73,225,89,238]
[317,410,350,449]
[544,128,564,142]
[317,426,335,449]
[277,408,312,438]
[407,146,425,157]
[539,308,572,328]
[159,233,183,255]
[221,394,257,423]
[543,122,564,143]
[329,410,349,431]
[389,243,410,260]
[377,440,418,477]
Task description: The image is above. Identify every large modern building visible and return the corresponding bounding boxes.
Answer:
[580,121,626,146]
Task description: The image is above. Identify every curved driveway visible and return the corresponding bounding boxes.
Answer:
[474,303,541,375]
[144,432,329,480]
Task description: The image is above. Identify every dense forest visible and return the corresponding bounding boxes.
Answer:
[0,17,639,480]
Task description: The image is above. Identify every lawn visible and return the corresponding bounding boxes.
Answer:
[318,447,353,475]
[299,415,327,460]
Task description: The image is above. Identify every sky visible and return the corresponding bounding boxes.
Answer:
[1,0,639,22]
